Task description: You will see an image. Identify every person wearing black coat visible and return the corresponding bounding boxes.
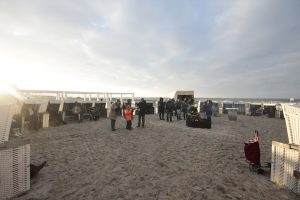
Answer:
[182,99,188,120]
[203,99,212,129]
[175,99,182,120]
[158,97,165,120]
[166,99,174,122]
[137,98,146,127]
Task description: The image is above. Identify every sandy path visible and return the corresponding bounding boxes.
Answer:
[15,114,298,200]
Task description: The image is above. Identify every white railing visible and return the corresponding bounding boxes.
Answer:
[20,89,134,102]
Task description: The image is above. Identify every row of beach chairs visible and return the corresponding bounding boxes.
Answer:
[198,101,284,119]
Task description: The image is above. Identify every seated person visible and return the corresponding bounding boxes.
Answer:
[188,106,198,114]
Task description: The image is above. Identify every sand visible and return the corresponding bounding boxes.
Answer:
[14,114,298,200]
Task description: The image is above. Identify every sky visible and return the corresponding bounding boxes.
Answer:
[0,0,299,98]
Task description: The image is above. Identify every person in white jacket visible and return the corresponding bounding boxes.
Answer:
[108,99,121,131]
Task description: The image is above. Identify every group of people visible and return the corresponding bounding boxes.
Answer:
[109,98,147,131]
[158,98,194,122]
[108,97,213,131]
[158,97,213,128]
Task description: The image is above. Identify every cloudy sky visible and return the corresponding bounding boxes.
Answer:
[0,0,299,98]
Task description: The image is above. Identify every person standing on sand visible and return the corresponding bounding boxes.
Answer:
[109,99,121,131]
[166,99,174,122]
[175,99,182,120]
[188,98,194,111]
[124,105,134,130]
[137,98,146,128]
[203,99,212,129]
[182,98,188,120]
[30,105,40,130]
[158,97,165,120]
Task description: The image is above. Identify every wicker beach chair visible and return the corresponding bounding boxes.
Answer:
[0,94,19,143]
[283,104,300,145]
[270,104,300,194]
[0,104,16,144]
[271,141,300,194]
[0,141,30,199]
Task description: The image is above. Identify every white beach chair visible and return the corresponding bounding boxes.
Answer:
[283,104,300,145]
[0,94,18,144]
[271,104,300,194]
[0,141,30,199]
[0,105,16,143]
[271,141,300,194]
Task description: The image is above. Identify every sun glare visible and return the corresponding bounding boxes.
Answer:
[0,82,10,94]
[0,81,23,100]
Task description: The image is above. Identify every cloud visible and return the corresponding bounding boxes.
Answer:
[0,0,299,98]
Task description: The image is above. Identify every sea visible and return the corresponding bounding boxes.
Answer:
[138,97,299,104]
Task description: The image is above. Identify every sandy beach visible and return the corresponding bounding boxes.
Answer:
[14,114,298,200]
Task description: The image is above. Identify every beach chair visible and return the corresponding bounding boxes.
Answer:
[0,104,16,143]
[244,130,264,173]
[0,94,19,143]
[271,141,300,194]
[88,106,100,121]
[0,140,30,199]
[270,104,300,194]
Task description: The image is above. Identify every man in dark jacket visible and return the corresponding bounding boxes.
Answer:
[175,99,182,120]
[158,97,165,120]
[203,99,212,129]
[166,99,174,122]
[182,99,188,120]
[137,98,146,127]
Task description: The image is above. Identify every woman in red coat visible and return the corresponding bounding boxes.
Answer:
[124,105,134,130]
